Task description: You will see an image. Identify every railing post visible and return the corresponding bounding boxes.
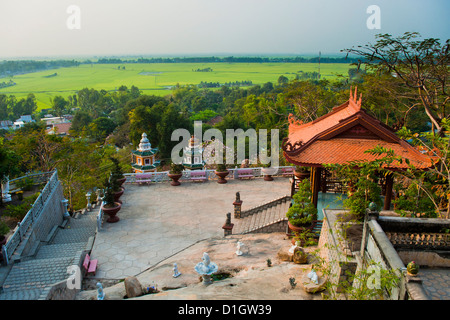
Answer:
[233,192,243,219]
[222,212,234,237]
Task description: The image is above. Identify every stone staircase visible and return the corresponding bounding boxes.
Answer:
[233,195,292,234]
[0,209,98,300]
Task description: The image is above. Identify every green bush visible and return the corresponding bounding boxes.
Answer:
[4,193,40,221]
[286,179,317,226]
[393,182,436,217]
[0,221,9,237]
[16,177,34,191]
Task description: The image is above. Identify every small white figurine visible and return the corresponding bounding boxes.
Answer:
[289,240,300,254]
[173,263,181,278]
[96,282,105,300]
[307,269,319,285]
[236,241,244,256]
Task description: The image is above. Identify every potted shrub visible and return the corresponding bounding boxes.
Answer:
[215,163,229,184]
[101,178,121,223]
[407,261,419,276]
[261,163,274,181]
[108,173,125,202]
[168,163,184,186]
[286,179,317,235]
[110,157,126,187]
[294,166,310,180]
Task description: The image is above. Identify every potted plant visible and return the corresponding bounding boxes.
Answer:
[215,163,229,184]
[261,163,274,181]
[286,179,317,235]
[101,177,121,223]
[108,172,125,202]
[407,261,419,276]
[294,166,310,180]
[110,157,126,187]
[168,163,184,186]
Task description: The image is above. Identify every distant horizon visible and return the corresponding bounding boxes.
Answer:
[0,51,352,61]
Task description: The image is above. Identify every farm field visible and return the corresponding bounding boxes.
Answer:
[0,62,351,110]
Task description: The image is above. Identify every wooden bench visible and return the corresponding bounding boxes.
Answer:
[135,173,153,185]
[237,168,254,179]
[281,167,294,176]
[190,170,207,182]
[83,254,98,276]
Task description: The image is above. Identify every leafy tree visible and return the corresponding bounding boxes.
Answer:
[88,117,116,141]
[343,32,450,133]
[51,95,68,117]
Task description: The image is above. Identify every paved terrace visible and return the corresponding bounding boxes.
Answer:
[90,177,291,279]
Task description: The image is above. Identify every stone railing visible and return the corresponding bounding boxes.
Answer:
[7,171,55,193]
[239,195,291,219]
[2,170,62,264]
[123,166,295,183]
[386,232,450,250]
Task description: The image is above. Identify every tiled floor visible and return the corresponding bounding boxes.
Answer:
[90,177,291,279]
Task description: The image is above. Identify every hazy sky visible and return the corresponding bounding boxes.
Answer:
[0,0,449,58]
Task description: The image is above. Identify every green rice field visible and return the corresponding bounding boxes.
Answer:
[0,62,351,110]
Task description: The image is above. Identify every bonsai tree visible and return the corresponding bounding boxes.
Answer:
[102,177,117,208]
[286,179,317,227]
[169,163,184,175]
[110,157,124,180]
[216,163,227,172]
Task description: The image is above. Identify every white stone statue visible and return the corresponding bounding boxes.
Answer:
[307,269,319,285]
[96,282,105,300]
[1,176,11,203]
[236,241,244,256]
[289,240,300,254]
[173,263,181,278]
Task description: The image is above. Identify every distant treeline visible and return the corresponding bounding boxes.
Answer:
[198,80,253,88]
[0,60,80,77]
[0,56,359,76]
[97,56,361,64]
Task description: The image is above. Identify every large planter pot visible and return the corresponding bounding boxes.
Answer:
[168,173,182,186]
[261,168,274,181]
[102,202,121,223]
[294,170,310,180]
[114,187,125,202]
[288,220,314,236]
[215,171,229,184]
[116,177,126,187]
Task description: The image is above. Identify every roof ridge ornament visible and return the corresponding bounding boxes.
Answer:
[349,86,362,110]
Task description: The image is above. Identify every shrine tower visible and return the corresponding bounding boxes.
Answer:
[183,135,205,170]
[131,133,160,173]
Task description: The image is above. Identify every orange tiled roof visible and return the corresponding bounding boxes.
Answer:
[283,87,433,169]
[283,138,433,169]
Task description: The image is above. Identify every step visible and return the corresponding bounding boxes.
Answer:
[1,256,77,293]
[0,288,43,300]
[51,227,95,244]
[35,242,87,260]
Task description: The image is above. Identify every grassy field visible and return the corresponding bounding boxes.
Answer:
[0,62,351,111]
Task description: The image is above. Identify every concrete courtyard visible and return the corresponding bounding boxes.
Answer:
[90,177,291,279]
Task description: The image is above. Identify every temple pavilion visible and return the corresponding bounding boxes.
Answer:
[282,88,434,210]
[183,135,205,170]
[131,133,161,173]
